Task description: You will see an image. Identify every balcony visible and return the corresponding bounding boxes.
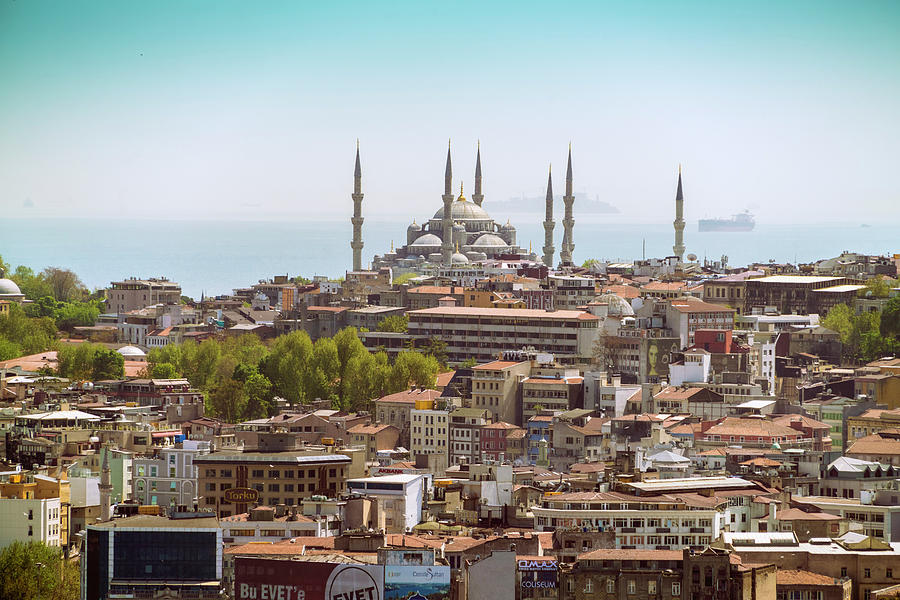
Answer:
[656,527,670,533]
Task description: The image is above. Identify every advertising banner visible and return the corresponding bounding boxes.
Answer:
[384,566,451,600]
[517,558,558,591]
[235,558,384,600]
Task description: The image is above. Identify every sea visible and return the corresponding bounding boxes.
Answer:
[1,216,897,300]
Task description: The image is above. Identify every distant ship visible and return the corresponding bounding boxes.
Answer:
[698,210,755,232]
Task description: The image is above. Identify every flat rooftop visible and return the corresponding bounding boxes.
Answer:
[623,476,755,493]
[749,275,843,285]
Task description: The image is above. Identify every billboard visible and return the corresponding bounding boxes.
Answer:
[384,566,450,600]
[646,338,679,379]
[235,558,384,600]
[517,558,558,593]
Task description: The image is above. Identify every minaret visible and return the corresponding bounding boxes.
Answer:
[472,141,484,207]
[351,141,364,271]
[673,164,685,260]
[560,144,575,266]
[542,165,555,268]
[441,140,454,265]
[99,447,112,522]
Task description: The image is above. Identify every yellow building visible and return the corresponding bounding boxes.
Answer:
[0,472,71,547]
[854,373,900,409]
[847,408,900,443]
[0,300,10,317]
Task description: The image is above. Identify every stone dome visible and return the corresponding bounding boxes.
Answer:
[409,233,442,248]
[117,345,146,357]
[500,219,516,231]
[594,293,635,316]
[451,252,470,264]
[407,221,421,232]
[433,201,492,221]
[471,233,508,248]
[0,278,21,295]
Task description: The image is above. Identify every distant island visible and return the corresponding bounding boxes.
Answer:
[490,192,619,214]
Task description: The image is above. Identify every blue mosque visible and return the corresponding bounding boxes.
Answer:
[351,142,575,274]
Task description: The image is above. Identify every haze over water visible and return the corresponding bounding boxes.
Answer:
[2,217,895,299]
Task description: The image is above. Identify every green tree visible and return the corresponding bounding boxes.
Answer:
[208,378,246,423]
[882,296,900,339]
[56,344,99,380]
[823,304,854,345]
[390,351,439,391]
[243,372,274,419]
[92,348,125,380]
[392,272,417,285]
[11,266,53,300]
[150,362,180,379]
[421,336,448,368]
[0,541,79,600]
[460,357,478,368]
[262,330,314,405]
[376,315,409,333]
[858,275,893,299]
[40,267,87,302]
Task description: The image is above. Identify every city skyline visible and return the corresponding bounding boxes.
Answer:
[1,1,899,224]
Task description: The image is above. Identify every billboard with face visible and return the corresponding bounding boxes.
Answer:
[235,558,384,600]
[383,566,450,600]
[646,338,679,379]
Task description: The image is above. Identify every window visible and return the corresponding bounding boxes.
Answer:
[583,580,593,593]
[627,580,635,595]
[607,580,615,593]
[887,568,893,578]
[648,581,656,594]
[672,582,681,596]
[840,567,847,577]
[864,568,871,578]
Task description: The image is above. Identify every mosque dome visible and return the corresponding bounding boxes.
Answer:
[409,233,442,249]
[471,233,508,248]
[0,278,21,295]
[433,202,492,222]
[594,293,635,317]
[500,219,516,232]
[451,252,470,264]
[117,345,146,358]
[407,220,421,232]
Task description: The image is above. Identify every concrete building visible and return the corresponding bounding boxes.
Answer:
[346,473,426,533]
[375,388,441,447]
[743,275,849,314]
[792,495,900,542]
[410,401,450,460]
[665,299,735,349]
[106,277,182,314]
[547,275,595,310]
[194,451,352,518]
[533,490,725,550]
[347,423,401,463]
[449,408,492,466]
[132,441,210,508]
[0,496,61,548]
[408,307,600,366]
[521,373,584,423]
[471,360,530,425]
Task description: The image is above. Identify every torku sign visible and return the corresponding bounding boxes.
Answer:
[224,488,260,504]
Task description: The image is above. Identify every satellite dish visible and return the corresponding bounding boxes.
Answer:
[687,253,698,262]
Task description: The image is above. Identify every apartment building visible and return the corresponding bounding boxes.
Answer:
[533,491,725,551]
[194,452,352,518]
[408,306,600,365]
[743,275,849,314]
[547,275,596,310]
[449,408,492,466]
[375,388,441,447]
[665,299,735,349]
[132,442,210,508]
[410,400,449,459]
[347,423,400,463]
[471,360,530,424]
[521,373,584,423]
[106,277,182,313]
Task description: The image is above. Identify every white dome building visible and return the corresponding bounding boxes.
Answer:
[0,278,25,302]
[372,144,533,273]
[116,345,147,361]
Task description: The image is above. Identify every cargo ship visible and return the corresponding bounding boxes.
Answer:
[698,210,755,232]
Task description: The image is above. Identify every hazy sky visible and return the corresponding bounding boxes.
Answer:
[1,1,899,224]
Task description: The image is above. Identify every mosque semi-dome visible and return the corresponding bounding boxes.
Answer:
[471,233,508,248]
[594,292,635,317]
[409,233,442,248]
[117,345,147,358]
[0,278,22,295]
